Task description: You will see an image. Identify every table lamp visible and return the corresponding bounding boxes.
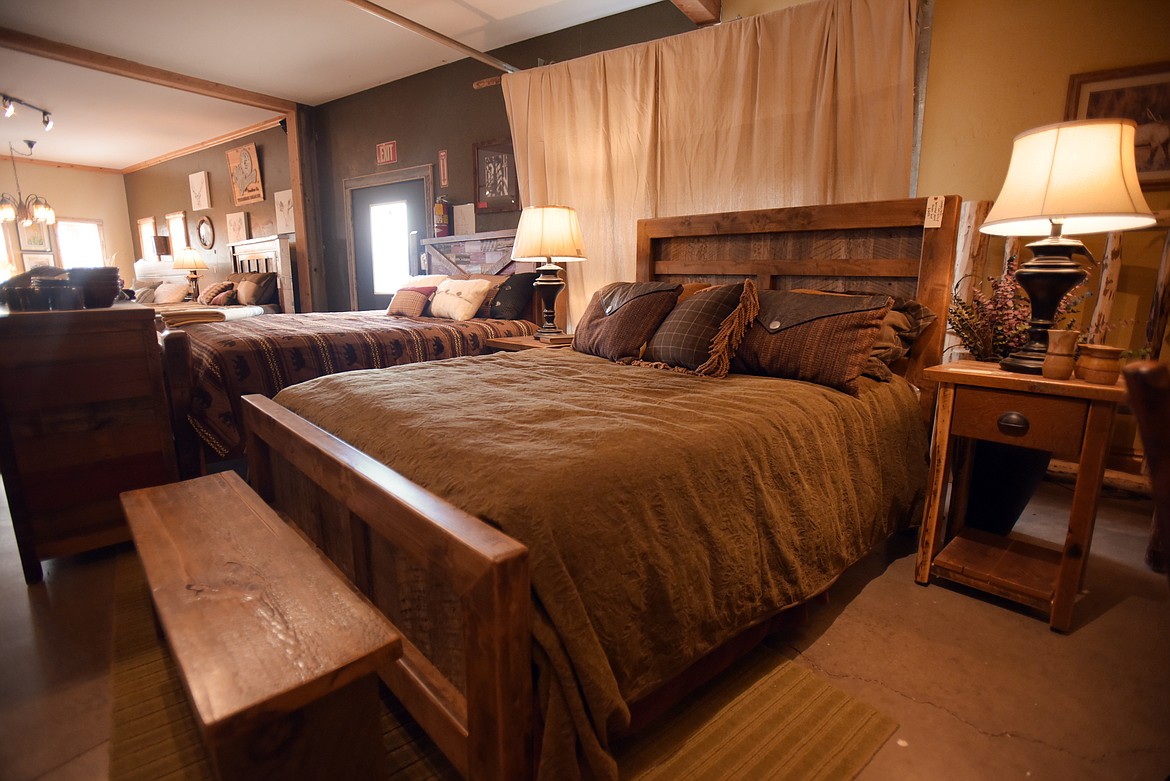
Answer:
[511,205,587,342]
[174,246,209,299]
[980,119,1155,374]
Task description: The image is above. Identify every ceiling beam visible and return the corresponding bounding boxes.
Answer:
[342,0,519,74]
[0,26,296,113]
[671,0,721,26]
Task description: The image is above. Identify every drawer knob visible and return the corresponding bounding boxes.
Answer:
[997,411,1030,436]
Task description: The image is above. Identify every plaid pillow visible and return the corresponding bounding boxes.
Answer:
[732,290,893,395]
[386,285,437,317]
[641,281,758,377]
[490,272,540,319]
[572,282,681,361]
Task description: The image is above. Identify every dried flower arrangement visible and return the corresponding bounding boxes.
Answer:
[947,256,1088,362]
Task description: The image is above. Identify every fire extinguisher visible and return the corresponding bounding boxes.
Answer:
[433,196,451,238]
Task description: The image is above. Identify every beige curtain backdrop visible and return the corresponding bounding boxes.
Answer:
[503,0,917,324]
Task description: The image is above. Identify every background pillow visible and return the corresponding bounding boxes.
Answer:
[226,272,278,305]
[572,281,681,361]
[209,289,237,307]
[640,281,758,377]
[197,280,234,306]
[468,274,509,317]
[153,281,190,304]
[677,282,712,303]
[387,285,437,317]
[870,298,937,364]
[732,289,893,394]
[489,272,540,320]
[430,278,492,320]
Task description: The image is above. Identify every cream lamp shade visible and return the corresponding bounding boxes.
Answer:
[980,119,1155,237]
[173,246,208,270]
[511,205,588,262]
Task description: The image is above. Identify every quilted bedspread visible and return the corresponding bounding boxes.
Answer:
[275,348,929,780]
[182,311,535,457]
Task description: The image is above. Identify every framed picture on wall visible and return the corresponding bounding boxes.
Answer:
[18,221,51,252]
[189,171,211,211]
[226,211,250,245]
[275,189,294,234]
[22,253,55,270]
[226,143,265,206]
[1066,60,1170,190]
[473,139,520,213]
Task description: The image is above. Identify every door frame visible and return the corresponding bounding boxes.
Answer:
[343,164,434,311]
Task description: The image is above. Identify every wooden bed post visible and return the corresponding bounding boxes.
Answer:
[160,329,203,480]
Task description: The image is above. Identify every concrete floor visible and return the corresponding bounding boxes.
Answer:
[0,479,1167,780]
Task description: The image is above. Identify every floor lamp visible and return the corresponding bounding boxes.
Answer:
[980,119,1155,374]
[511,205,587,343]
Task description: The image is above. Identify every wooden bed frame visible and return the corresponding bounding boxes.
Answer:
[238,195,961,780]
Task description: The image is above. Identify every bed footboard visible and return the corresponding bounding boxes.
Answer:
[240,394,532,780]
[159,329,204,480]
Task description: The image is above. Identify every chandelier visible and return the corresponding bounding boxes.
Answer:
[0,140,55,226]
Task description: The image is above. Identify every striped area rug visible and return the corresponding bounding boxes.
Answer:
[109,554,895,780]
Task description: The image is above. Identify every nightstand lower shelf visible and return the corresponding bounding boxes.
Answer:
[931,529,1061,614]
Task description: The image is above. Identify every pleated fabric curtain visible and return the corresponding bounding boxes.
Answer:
[502,0,918,325]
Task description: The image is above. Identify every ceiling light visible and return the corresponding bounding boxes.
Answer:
[2,98,12,118]
[0,141,56,226]
[0,94,54,129]
[42,112,52,131]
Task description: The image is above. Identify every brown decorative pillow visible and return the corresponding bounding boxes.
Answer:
[210,289,237,307]
[677,282,711,303]
[469,274,509,317]
[226,272,278,306]
[639,281,759,377]
[572,281,682,361]
[732,289,893,394]
[387,285,437,317]
[871,298,937,365]
[197,280,234,306]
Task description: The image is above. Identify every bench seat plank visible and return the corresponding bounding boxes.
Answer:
[121,471,400,740]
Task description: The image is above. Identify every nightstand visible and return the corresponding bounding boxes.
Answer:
[915,359,1125,631]
[486,335,571,352]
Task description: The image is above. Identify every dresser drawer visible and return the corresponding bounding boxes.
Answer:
[950,386,1087,458]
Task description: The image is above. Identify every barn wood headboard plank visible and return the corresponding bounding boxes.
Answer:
[636,196,962,419]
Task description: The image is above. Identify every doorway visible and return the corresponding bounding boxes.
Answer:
[344,165,434,311]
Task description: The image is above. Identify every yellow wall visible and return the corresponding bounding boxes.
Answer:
[0,160,135,284]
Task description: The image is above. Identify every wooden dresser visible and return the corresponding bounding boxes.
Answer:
[0,304,178,583]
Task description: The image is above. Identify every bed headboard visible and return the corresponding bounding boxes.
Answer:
[635,196,962,419]
[231,235,295,313]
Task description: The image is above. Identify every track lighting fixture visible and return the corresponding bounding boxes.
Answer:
[0,94,55,131]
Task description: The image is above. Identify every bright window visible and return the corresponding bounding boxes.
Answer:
[0,226,12,283]
[138,217,156,261]
[56,219,106,269]
[370,200,410,295]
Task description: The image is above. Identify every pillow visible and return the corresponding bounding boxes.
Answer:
[677,282,711,304]
[197,280,234,306]
[639,281,759,377]
[572,281,681,361]
[732,289,893,395]
[871,298,937,365]
[468,274,509,317]
[153,281,190,304]
[430,278,493,321]
[226,272,278,306]
[401,274,448,288]
[210,289,237,307]
[489,272,540,320]
[387,285,438,317]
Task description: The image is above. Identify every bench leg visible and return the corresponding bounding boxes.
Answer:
[208,675,383,781]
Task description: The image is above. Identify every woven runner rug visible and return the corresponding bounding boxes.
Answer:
[109,554,896,781]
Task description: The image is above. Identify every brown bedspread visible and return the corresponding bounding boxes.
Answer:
[184,311,535,457]
[274,349,928,780]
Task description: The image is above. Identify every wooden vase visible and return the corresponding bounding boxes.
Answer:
[1075,344,1124,385]
[1042,329,1079,380]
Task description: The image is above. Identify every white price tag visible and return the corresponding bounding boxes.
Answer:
[924,195,945,229]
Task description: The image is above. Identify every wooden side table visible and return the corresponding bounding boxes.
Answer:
[486,334,571,352]
[915,359,1125,631]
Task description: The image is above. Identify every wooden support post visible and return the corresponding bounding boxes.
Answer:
[943,200,991,361]
[1146,230,1170,360]
[1086,232,1123,344]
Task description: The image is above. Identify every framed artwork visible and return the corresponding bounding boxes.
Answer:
[1066,60,1170,190]
[189,171,211,211]
[22,253,55,270]
[275,189,294,234]
[226,211,250,245]
[197,216,215,249]
[226,143,264,206]
[18,221,51,252]
[473,139,520,213]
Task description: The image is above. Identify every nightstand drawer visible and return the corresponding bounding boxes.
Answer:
[950,386,1086,458]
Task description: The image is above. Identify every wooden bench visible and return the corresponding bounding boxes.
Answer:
[120,471,401,781]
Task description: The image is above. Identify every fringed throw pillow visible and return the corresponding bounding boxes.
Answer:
[732,290,893,395]
[572,281,682,361]
[636,281,759,377]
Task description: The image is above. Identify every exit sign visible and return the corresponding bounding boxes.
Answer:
[376,141,398,166]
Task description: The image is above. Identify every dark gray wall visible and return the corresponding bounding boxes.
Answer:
[313,2,694,310]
